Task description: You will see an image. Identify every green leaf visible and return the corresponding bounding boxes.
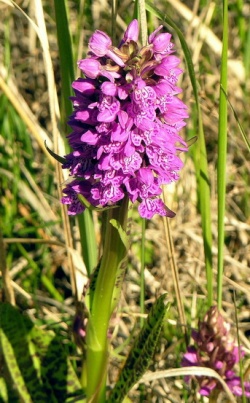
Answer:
[53,0,74,136]
[0,303,84,402]
[53,0,98,280]
[45,141,67,164]
[109,218,129,314]
[0,376,13,403]
[108,294,170,402]
[86,259,102,310]
[78,209,98,276]
[109,219,129,249]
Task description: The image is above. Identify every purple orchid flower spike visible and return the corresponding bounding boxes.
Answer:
[182,306,250,398]
[61,20,189,219]
[89,30,125,67]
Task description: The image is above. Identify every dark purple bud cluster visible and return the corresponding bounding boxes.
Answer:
[182,306,250,397]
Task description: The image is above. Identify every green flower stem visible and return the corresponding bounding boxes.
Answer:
[85,197,129,402]
[217,0,228,309]
[139,0,147,46]
[140,218,146,328]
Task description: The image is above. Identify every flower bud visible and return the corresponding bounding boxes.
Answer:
[78,59,101,79]
[122,19,139,43]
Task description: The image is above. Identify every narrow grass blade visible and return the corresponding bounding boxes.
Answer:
[243,21,250,80]
[140,367,237,402]
[53,0,74,137]
[0,225,15,304]
[145,1,213,305]
[217,0,228,308]
[221,87,250,152]
[53,0,98,276]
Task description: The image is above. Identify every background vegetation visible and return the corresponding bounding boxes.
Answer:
[0,0,249,401]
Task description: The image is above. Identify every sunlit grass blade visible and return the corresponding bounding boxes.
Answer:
[220,87,250,152]
[217,0,228,309]
[53,0,98,276]
[145,0,213,306]
[162,209,187,341]
[233,293,247,403]
[243,22,250,80]
[16,243,63,302]
[53,0,74,137]
[0,73,54,164]
[140,367,237,402]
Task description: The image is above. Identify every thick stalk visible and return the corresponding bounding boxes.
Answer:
[85,197,128,402]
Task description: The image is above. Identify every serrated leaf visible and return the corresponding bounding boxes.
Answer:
[87,259,102,310]
[108,294,170,402]
[0,303,84,402]
[110,252,128,314]
[109,219,129,249]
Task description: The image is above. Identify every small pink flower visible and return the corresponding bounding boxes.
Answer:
[101,82,117,96]
[78,59,102,79]
[89,30,112,56]
[154,56,182,76]
[150,32,172,54]
[89,30,125,67]
[122,19,139,43]
[148,25,163,43]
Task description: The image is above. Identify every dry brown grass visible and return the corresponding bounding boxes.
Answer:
[0,1,250,401]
